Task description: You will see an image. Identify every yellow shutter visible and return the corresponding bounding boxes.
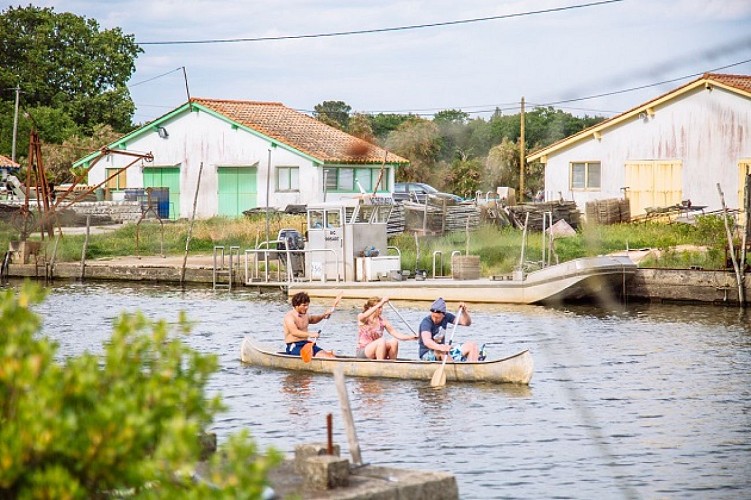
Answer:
[625,161,682,216]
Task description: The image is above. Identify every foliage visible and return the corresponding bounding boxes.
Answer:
[41,124,123,184]
[0,5,141,135]
[347,113,376,143]
[0,282,281,498]
[445,157,483,199]
[385,118,441,182]
[313,100,351,130]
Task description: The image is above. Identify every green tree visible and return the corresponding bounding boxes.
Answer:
[368,113,414,142]
[445,154,483,199]
[385,117,441,182]
[0,283,280,498]
[313,100,351,130]
[347,112,376,143]
[0,5,141,134]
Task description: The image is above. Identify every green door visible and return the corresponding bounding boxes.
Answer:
[143,167,180,219]
[218,166,257,217]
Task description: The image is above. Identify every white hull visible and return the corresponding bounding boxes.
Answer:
[288,255,637,305]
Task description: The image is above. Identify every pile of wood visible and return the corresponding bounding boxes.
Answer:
[505,201,581,231]
[585,198,630,224]
[401,197,480,235]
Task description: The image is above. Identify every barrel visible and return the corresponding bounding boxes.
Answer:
[452,255,480,280]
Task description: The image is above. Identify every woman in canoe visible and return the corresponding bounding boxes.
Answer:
[357,296,418,360]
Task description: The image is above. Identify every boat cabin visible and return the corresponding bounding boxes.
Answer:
[306,196,400,282]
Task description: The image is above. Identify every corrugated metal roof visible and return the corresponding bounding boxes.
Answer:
[528,73,751,162]
[191,98,407,165]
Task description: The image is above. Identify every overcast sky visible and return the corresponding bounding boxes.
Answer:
[24,0,751,124]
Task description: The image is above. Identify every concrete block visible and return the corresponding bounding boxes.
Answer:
[301,455,349,490]
[294,442,340,473]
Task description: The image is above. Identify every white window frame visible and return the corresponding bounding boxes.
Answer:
[276,166,299,192]
[570,161,601,190]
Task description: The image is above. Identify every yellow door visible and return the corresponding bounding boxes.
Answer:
[625,161,682,216]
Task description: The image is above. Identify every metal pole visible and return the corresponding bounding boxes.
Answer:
[265,148,272,245]
[11,86,20,162]
[182,66,191,101]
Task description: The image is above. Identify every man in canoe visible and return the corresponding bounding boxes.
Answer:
[418,298,480,362]
[283,292,336,358]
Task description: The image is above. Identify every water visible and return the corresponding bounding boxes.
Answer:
[28,282,751,499]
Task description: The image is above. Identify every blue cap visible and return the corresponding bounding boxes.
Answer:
[430,298,446,313]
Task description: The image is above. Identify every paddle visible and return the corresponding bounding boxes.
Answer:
[387,302,419,337]
[430,306,463,388]
[301,292,342,362]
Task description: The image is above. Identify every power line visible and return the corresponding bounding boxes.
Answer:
[137,0,625,45]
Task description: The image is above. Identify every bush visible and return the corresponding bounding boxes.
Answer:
[0,282,280,498]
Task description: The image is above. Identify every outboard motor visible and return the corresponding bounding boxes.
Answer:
[277,228,305,277]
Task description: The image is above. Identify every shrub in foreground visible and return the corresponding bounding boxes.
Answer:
[0,282,280,498]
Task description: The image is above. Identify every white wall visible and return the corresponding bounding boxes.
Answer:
[88,110,328,218]
[544,86,751,213]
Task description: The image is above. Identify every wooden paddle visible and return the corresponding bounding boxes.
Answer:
[301,292,343,362]
[430,306,463,388]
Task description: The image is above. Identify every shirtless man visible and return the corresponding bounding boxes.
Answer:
[283,291,336,358]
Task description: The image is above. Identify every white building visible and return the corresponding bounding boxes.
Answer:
[73,98,408,219]
[527,73,751,217]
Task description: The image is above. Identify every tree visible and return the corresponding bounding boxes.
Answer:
[42,124,122,184]
[0,5,141,140]
[347,112,376,143]
[385,118,441,182]
[313,100,351,130]
[368,113,414,142]
[0,283,281,498]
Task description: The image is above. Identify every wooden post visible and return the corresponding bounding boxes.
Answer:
[181,161,204,287]
[333,365,362,466]
[79,215,90,281]
[717,183,744,306]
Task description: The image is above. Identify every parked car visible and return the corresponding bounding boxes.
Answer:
[392,182,463,203]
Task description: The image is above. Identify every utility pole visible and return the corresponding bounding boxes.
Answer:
[12,85,20,162]
[519,96,526,203]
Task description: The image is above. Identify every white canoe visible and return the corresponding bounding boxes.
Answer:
[240,337,533,385]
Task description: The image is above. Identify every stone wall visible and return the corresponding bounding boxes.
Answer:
[1,199,144,223]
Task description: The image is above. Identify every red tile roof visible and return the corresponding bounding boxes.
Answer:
[190,98,407,165]
[705,73,751,93]
[0,154,19,168]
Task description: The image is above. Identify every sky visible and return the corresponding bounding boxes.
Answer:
[18,0,751,124]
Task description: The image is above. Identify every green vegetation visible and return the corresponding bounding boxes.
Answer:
[0,282,281,498]
[1,213,733,272]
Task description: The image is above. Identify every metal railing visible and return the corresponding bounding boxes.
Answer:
[243,244,340,285]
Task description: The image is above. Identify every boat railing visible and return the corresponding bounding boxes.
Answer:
[243,245,340,285]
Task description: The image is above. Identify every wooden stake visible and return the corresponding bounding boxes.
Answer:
[181,161,204,287]
[333,365,362,466]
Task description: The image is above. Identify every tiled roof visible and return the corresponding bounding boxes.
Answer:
[705,73,751,93]
[0,154,19,168]
[190,98,408,165]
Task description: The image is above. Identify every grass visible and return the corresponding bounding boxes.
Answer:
[0,213,736,272]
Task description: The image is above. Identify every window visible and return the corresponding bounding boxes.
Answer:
[570,162,601,190]
[276,166,299,192]
[105,168,126,190]
[322,166,390,192]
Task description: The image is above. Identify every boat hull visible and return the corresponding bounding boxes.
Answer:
[240,338,534,384]
[287,255,637,305]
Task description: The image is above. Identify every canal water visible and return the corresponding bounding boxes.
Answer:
[29,282,751,499]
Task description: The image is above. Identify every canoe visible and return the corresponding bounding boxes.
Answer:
[240,337,534,385]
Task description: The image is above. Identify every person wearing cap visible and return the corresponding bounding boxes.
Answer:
[418,298,479,362]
